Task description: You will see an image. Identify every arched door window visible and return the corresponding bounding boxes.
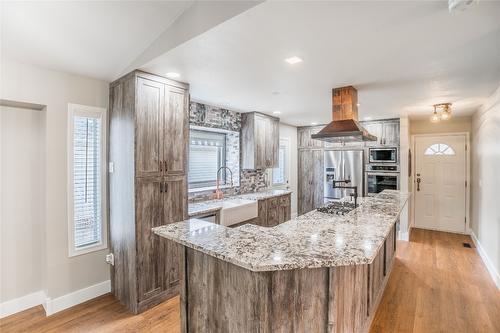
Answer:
[424,143,455,156]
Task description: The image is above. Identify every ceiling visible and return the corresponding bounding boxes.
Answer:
[1,1,193,80]
[143,1,500,125]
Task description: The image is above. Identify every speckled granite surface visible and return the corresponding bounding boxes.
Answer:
[188,189,292,217]
[154,190,409,272]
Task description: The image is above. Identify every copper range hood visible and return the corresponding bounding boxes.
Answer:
[311,86,377,143]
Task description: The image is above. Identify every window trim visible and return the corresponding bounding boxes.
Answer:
[272,138,290,188]
[67,103,108,257]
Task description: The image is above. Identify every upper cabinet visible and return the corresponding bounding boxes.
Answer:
[135,76,189,177]
[298,126,324,149]
[241,112,279,169]
[360,119,400,146]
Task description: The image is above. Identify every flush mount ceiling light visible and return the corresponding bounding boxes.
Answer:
[311,122,318,126]
[285,56,303,64]
[430,103,452,123]
[273,111,281,115]
[166,72,180,79]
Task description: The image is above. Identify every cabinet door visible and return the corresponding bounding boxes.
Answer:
[163,86,188,175]
[298,150,315,215]
[362,122,383,146]
[136,177,164,301]
[136,78,164,177]
[312,150,325,209]
[266,118,279,168]
[278,194,291,223]
[299,127,324,149]
[382,121,400,146]
[266,197,280,227]
[254,115,267,169]
[162,176,187,287]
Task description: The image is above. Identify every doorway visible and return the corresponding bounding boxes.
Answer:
[413,133,468,234]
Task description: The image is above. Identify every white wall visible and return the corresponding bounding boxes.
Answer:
[0,106,46,302]
[398,117,411,239]
[279,123,298,216]
[0,58,110,305]
[410,116,472,135]
[471,85,500,288]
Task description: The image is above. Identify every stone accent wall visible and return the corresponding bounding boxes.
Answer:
[188,102,267,201]
[190,102,240,132]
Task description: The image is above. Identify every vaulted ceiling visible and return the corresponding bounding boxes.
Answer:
[3,1,500,125]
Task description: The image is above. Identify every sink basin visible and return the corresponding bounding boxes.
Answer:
[219,199,258,227]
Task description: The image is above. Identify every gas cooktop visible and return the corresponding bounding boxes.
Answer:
[317,201,357,215]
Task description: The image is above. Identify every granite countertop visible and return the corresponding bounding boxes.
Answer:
[188,189,292,217]
[154,190,409,272]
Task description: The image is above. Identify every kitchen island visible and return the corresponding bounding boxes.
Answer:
[154,190,409,333]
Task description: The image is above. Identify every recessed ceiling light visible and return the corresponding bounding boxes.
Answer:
[364,116,372,121]
[285,56,303,64]
[357,103,361,107]
[273,111,281,115]
[311,122,318,125]
[166,72,180,79]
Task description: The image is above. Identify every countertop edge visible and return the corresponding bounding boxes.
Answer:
[156,190,410,272]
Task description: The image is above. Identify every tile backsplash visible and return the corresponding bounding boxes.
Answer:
[189,102,268,202]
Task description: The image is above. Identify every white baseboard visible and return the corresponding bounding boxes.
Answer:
[43,280,110,316]
[0,290,46,319]
[470,232,500,290]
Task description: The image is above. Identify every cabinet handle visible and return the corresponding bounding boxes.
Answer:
[159,160,163,172]
[160,182,164,193]
[163,182,167,193]
[163,161,168,172]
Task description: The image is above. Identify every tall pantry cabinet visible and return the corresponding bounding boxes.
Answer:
[108,71,189,314]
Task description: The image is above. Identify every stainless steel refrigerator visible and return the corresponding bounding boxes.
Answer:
[324,150,364,201]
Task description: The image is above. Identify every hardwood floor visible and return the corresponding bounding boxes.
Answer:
[1,228,499,333]
[0,294,180,333]
[371,228,500,333]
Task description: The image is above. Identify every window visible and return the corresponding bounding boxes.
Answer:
[188,129,226,189]
[424,143,455,156]
[272,140,289,186]
[68,104,107,256]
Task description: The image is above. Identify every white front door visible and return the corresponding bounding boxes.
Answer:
[414,134,467,233]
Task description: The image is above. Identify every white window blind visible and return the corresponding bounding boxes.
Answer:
[73,116,102,248]
[273,145,287,185]
[68,104,107,256]
[189,130,226,189]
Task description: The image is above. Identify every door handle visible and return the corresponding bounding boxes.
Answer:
[416,178,421,191]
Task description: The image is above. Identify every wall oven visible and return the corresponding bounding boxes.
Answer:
[369,147,398,164]
[365,164,400,196]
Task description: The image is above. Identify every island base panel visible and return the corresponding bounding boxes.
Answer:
[181,242,395,333]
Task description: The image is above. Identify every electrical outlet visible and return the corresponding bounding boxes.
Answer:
[105,253,114,266]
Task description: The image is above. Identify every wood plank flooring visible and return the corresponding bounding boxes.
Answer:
[1,228,499,333]
[370,228,500,333]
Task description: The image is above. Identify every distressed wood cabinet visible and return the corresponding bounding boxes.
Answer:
[360,119,400,146]
[298,126,324,149]
[298,149,324,215]
[241,112,280,169]
[243,193,291,227]
[109,70,189,314]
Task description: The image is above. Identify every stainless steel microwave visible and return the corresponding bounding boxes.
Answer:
[368,147,398,164]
